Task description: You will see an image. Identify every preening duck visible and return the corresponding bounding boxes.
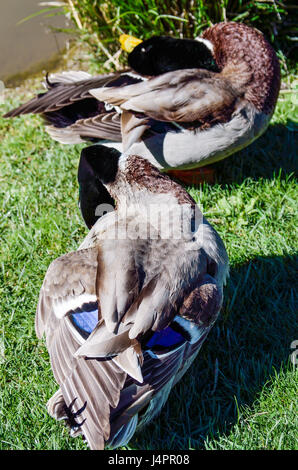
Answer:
[4,22,280,174]
[37,145,229,449]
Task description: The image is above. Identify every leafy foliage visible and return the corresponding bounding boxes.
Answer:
[41,1,297,70]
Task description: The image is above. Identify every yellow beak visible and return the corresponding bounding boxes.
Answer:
[119,34,143,53]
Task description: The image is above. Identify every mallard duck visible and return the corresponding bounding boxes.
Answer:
[37,145,229,449]
[4,22,280,177]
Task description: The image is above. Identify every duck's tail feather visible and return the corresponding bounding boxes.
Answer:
[3,70,144,144]
[3,72,116,118]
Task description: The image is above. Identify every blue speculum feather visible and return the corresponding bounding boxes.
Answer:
[145,327,185,349]
[70,306,186,349]
[70,308,98,335]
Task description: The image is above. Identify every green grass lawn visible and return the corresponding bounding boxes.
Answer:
[0,75,297,450]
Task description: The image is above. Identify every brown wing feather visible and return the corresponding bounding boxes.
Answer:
[3,71,143,118]
[108,346,185,442]
[49,319,127,449]
[4,74,121,117]
[36,247,99,338]
[37,249,127,450]
[46,112,122,143]
[90,68,239,125]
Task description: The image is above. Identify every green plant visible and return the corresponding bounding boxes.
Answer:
[39,1,297,71]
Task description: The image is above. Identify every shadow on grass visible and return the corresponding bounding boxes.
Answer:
[132,254,297,450]
[213,121,297,185]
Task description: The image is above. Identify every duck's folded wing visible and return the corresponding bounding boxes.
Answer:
[36,242,150,448]
[108,275,223,447]
[36,247,128,450]
[35,245,172,449]
[46,312,127,450]
[108,344,188,447]
[90,68,238,124]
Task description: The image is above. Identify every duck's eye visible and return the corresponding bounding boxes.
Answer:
[141,47,146,53]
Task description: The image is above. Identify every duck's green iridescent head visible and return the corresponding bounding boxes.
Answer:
[127,36,219,76]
